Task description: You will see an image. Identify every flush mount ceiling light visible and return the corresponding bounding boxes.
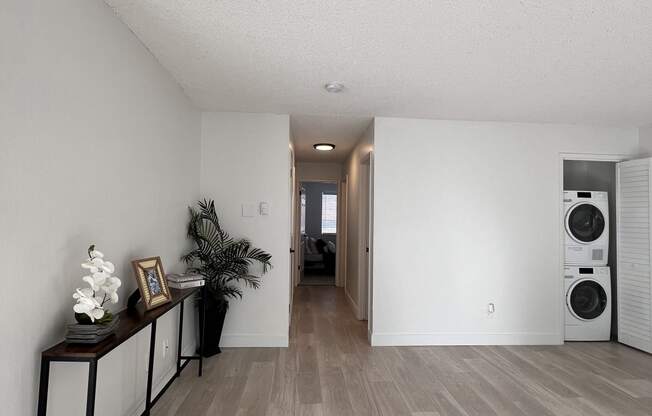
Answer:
[313,143,336,151]
[324,82,345,93]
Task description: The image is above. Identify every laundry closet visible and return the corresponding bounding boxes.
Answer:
[563,160,617,341]
[564,158,652,353]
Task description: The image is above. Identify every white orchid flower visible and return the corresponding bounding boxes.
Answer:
[72,288,105,322]
[73,295,95,311]
[73,287,94,299]
[74,246,122,322]
[92,270,108,285]
[82,271,110,291]
[82,260,114,274]
[81,262,99,273]
[91,257,105,267]
[102,276,121,292]
[101,261,115,274]
[82,275,99,291]
[73,288,101,305]
[73,301,93,316]
[91,308,105,320]
[101,277,121,303]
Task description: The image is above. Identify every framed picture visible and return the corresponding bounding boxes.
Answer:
[131,256,171,310]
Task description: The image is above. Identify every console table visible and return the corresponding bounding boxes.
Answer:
[37,286,206,416]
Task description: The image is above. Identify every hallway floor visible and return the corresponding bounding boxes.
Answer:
[299,274,335,286]
[153,286,652,416]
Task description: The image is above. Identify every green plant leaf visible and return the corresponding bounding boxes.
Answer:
[181,199,272,301]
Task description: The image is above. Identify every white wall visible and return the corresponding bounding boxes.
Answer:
[343,123,375,318]
[371,117,639,346]
[296,162,342,181]
[0,1,201,414]
[639,124,652,156]
[200,112,290,347]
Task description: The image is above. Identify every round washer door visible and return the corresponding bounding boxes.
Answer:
[565,203,605,243]
[567,279,608,321]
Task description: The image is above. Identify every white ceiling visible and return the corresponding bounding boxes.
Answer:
[291,114,372,162]
[106,1,652,133]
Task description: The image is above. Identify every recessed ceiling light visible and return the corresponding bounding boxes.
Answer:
[314,143,336,151]
[324,82,345,93]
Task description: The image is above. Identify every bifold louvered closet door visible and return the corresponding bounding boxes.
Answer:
[617,158,652,353]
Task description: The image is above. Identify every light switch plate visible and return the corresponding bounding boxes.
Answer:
[259,202,270,216]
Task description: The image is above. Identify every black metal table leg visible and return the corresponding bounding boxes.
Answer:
[199,286,205,377]
[37,358,51,416]
[176,301,184,377]
[38,288,203,416]
[86,360,98,416]
[144,320,157,416]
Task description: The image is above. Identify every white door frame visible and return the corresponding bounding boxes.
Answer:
[289,147,297,320]
[558,152,632,343]
[338,178,348,288]
[359,153,373,322]
[368,152,374,335]
[294,181,302,288]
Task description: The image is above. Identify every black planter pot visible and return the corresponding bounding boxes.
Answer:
[202,295,228,357]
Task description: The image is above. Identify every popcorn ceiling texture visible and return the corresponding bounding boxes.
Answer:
[106,1,652,126]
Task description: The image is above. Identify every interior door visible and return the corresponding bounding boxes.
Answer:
[616,158,652,353]
[289,149,296,320]
[360,157,371,321]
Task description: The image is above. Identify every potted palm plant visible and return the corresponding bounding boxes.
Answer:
[182,199,272,356]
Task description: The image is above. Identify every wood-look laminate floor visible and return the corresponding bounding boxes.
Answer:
[153,286,652,416]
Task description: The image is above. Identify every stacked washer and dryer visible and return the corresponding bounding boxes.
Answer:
[563,190,612,341]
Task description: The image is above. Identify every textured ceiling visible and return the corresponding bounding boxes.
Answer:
[291,114,372,163]
[106,1,652,128]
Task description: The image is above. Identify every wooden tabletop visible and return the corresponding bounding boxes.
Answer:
[42,287,201,361]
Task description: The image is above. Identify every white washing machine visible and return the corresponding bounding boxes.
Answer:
[564,190,609,266]
[565,266,611,341]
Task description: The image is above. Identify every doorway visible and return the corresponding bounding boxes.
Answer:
[299,181,338,286]
[560,153,628,342]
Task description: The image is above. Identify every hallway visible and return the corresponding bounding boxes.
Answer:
[152,286,367,416]
[153,287,652,416]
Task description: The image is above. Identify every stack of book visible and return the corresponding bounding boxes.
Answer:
[66,317,120,344]
[166,273,205,289]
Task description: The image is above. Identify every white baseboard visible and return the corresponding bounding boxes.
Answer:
[345,288,361,320]
[220,333,289,347]
[370,331,562,346]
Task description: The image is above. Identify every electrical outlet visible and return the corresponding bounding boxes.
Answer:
[162,339,169,358]
[487,302,495,318]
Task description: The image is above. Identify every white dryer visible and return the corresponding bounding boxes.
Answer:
[564,190,609,266]
[565,266,611,341]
